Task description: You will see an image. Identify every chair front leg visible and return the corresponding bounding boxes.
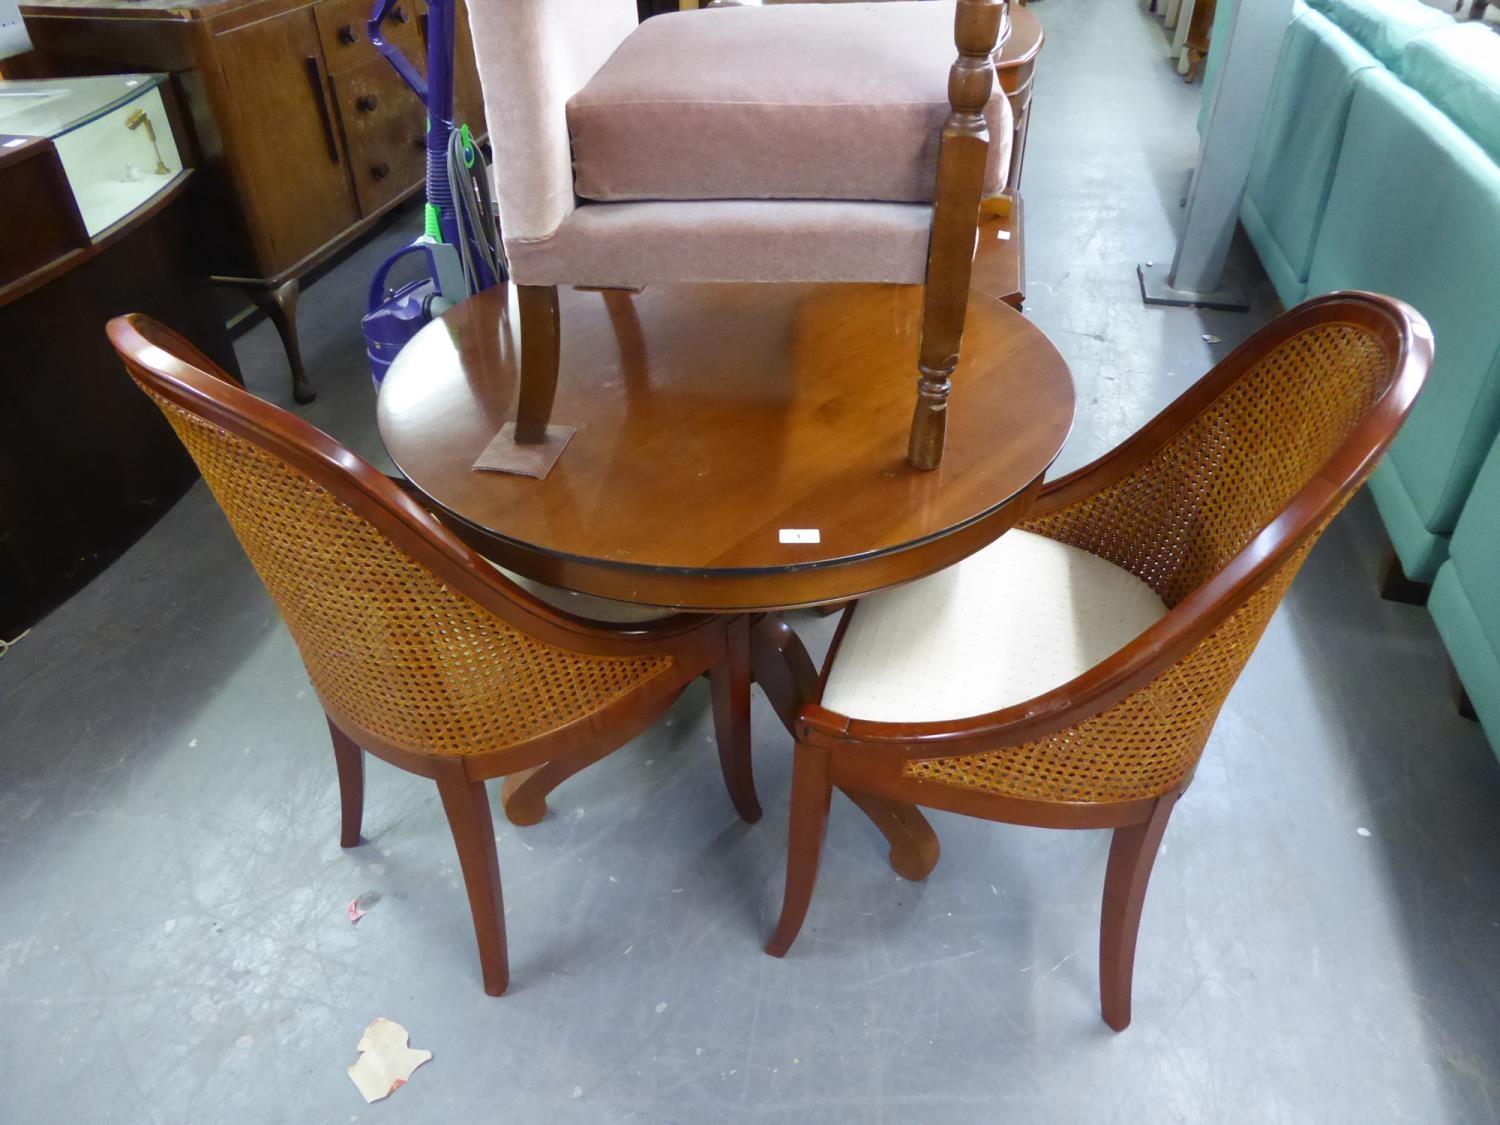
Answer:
[1099,790,1179,1031]
[435,765,509,997]
[766,744,833,958]
[709,615,761,823]
[327,715,364,849]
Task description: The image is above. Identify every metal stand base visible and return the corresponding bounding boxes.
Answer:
[1137,261,1249,312]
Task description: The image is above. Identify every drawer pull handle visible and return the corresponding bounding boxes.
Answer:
[371,162,391,181]
[303,56,341,165]
[338,23,360,44]
[356,94,379,113]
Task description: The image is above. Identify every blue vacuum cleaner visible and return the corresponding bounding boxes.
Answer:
[361,0,505,386]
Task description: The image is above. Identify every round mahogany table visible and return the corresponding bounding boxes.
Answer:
[378,281,1074,614]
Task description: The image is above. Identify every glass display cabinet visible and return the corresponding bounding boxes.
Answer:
[0,72,183,238]
[0,69,236,641]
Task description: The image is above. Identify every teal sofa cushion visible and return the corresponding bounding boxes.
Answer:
[1431,436,1500,756]
[1307,68,1500,581]
[1403,23,1500,165]
[1241,5,1379,307]
[1307,0,1450,73]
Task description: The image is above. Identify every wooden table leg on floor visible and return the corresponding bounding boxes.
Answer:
[748,614,940,881]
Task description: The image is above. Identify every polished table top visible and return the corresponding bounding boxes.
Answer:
[378,281,1074,613]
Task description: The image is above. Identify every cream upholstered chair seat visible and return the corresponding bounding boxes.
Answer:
[821,530,1168,722]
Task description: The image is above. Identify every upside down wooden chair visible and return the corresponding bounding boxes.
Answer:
[107,314,760,996]
[469,0,1019,467]
[764,292,1433,1029]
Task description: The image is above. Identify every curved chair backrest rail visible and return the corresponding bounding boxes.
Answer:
[107,314,724,763]
[805,291,1434,763]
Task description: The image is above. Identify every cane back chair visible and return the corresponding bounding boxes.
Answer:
[764,292,1433,1030]
[108,314,760,997]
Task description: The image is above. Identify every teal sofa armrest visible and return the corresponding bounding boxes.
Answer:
[1307,68,1500,582]
[1430,434,1500,757]
[1241,5,1380,307]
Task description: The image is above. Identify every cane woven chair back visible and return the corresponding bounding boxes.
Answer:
[1022,321,1390,607]
[110,316,674,760]
[896,294,1433,806]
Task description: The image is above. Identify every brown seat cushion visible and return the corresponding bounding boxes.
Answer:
[566,1,1011,205]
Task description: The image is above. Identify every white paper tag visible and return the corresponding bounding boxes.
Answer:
[779,528,820,544]
[994,228,1012,241]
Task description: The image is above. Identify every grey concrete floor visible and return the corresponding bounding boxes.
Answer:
[5,1,1500,1121]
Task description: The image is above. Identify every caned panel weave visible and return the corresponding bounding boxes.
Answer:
[145,389,675,757]
[1021,323,1387,607]
[904,322,1391,804]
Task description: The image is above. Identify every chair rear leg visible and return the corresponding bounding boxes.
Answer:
[435,769,509,997]
[766,746,833,958]
[1099,792,1179,1031]
[327,716,364,849]
[709,616,761,823]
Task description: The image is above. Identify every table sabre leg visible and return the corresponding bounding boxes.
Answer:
[748,614,940,882]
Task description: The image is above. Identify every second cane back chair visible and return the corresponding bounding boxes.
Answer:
[764,292,1433,1030]
[108,314,760,997]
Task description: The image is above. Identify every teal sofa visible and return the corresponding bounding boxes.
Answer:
[1234,4,1500,592]
[1240,2,1380,307]
[1308,48,1500,586]
[1229,9,1500,749]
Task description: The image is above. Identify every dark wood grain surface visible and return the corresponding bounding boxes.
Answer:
[378,281,1075,612]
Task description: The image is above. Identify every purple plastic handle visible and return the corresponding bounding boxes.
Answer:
[367,0,428,101]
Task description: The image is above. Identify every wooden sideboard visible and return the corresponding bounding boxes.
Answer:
[21,0,486,401]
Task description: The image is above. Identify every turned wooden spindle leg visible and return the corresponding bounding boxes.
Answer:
[909,0,1005,470]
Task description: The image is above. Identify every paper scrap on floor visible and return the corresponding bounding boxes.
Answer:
[347,1018,431,1103]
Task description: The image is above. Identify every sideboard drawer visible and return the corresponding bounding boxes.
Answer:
[315,0,424,76]
[331,56,426,215]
